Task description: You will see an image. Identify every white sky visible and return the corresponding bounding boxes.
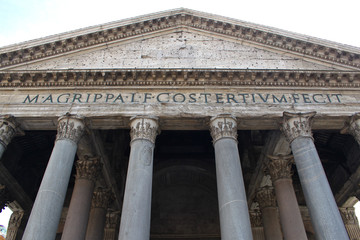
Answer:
[0,0,359,48]
[0,0,360,231]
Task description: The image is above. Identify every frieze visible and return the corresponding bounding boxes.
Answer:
[0,10,359,69]
[21,92,344,105]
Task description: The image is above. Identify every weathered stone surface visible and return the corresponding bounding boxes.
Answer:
[9,31,339,71]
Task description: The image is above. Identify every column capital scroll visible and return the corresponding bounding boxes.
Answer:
[280,112,316,143]
[75,156,102,181]
[256,186,277,209]
[92,188,114,209]
[266,155,294,182]
[209,114,237,143]
[0,115,24,148]
[130,116,159,144]
[105,210,120,229]
[339,207,359,225]
[56,114,86,144]
[341,113,360,145]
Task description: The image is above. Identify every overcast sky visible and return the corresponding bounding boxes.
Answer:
[1,0,360,48]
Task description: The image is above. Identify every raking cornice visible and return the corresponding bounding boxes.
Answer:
[0,8,360,70]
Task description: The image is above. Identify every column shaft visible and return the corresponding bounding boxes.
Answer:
[281,112,349,240]
[61,158,101,240]
[274,179,306,240]
[85,188,113,240]
[256,187,283,240]
[292,137,349,240]
[86,208,107,240]
[211,115,252,240]
[22,115,84,240]
[118,116,159,240]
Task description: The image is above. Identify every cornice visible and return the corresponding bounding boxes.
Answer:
[0,9,359,70]
[0,69,359,88]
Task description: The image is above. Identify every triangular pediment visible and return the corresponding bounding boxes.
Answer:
[6,30,344,71]
[1,8,360,71]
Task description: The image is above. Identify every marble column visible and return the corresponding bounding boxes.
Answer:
[61,157,102,240]
[22,114,85,240]
[103,210,120,240]
[266,155,307,240]
[339,207,360,240]
[118,116,159,240]
[0,115,22,159]
[281,112,349,240]
[210,114,253,240]
[256,186,283,240]
[85,188,113,240]
[5,210,24,240]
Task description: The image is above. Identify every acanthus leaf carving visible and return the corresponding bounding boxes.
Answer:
[210,114,237,143]
[56,114,86,144]
[280,112,315,143]
[130,116,159,144]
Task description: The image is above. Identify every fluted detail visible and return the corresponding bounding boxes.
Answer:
[266,155,294,181]
[339,207,360,240]
[280,112,315,143]
[75,156,102,181]
[56,114,86,144]
[209,114,237,143]
[130,116,159,144]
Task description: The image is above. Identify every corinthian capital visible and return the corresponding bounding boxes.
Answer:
[256,186,277,209]
[209,114,237,143]
[130,116,159,144]
[339,207,359,225]
[0,115,23,148]
[341,113,360,145]
[266,155,294,182]
[280,112,316,143]
[91,188,114,209]
[75,157,102,181]
[249,210,262,228]
[56,114,86,144]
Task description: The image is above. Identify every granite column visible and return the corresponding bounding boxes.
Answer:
[61,157,102,240]
[118,116,159,240]
[266,155,307,240]
[256,186,283,240]
[281,112,349,240]
[210,115,253,240]
[22,114,85,240]
[85,188,113,240]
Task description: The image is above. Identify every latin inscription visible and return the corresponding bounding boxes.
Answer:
[22,92,343,104]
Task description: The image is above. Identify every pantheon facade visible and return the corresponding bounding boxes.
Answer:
[0,8,360,240]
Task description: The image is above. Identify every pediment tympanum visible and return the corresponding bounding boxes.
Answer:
[7,31,341,71]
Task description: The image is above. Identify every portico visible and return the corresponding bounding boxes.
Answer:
[1,8,360,240]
